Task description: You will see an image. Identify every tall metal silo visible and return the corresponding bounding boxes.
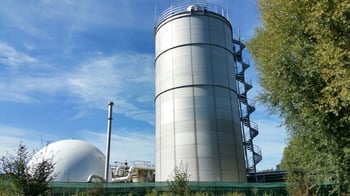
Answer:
[154,1,246,182]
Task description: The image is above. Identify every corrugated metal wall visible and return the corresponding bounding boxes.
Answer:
[155,10,246,182]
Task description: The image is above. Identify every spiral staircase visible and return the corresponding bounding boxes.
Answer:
[233,38,262,174]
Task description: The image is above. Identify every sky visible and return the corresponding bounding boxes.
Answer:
[0,0,286,171]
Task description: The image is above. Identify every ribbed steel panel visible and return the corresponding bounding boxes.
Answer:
[155,9,246,182]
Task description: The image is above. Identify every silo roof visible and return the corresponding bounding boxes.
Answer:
[156,1,229,26]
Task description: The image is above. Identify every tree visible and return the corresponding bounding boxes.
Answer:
[281,132,337,195]
[247,0,350,194]
[0,143,55,196]
[167,162,191,196]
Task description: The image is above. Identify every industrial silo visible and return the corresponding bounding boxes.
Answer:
[154,1,246,182]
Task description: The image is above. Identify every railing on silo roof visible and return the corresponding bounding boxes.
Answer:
[156,0,229,26]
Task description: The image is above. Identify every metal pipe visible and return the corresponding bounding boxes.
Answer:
[104,101,114,182]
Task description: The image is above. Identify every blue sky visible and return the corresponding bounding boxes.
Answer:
[0,0,286,171]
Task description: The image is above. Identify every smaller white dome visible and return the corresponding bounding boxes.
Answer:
[32,139,110,182]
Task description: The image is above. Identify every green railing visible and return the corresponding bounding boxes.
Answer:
[48,182,288,196]
[2,180,337,195]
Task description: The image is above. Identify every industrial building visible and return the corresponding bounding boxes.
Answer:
[31,0,262,183]
[31,139,155,183]
[154,0,261,182]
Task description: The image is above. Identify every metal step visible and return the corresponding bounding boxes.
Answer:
[234,37,262,174]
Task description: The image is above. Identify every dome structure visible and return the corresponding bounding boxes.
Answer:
[32,139,109,182]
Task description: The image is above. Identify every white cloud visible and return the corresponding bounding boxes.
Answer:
[0,52,155,124]
[0,75,66,103]
[0,125,59,157]
[0,2,50,39]
[0,42,36,67]
[66,53,155,124]
[81,129,155,164]
[0,1,153,39]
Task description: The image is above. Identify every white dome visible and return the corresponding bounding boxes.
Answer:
[32,139,108,182]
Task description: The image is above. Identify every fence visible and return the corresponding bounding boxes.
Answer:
[48,182,288,195]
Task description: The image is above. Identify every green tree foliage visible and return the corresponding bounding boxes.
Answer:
[281,132,337,195]
[167,163,191,196]
[0,143,55,196]
[247,0,350,193]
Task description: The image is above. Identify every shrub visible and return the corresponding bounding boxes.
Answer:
[0,143,55,196]
[167,162,191,196]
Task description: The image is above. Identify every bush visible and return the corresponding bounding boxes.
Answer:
[167,162,191,196]
[0,142,55,196]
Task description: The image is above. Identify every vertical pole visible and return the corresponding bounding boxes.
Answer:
[237,28,241,41]
[104,101,114,182]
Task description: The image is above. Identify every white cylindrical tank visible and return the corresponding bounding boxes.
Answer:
[155,2,246,182]
[31,139,109,182]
